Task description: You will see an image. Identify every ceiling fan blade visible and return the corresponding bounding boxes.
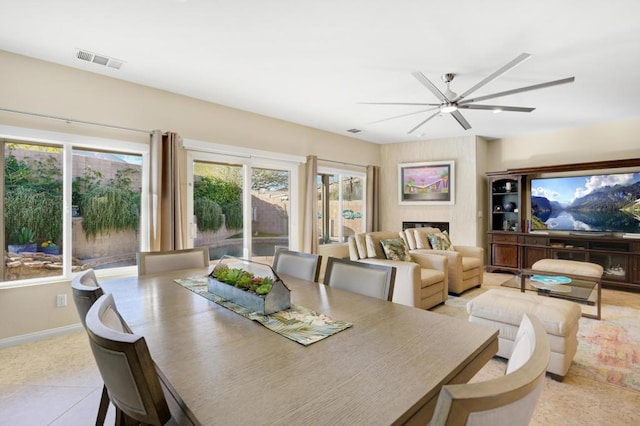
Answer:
[411,72,448,102]
[459,77,575,105]
[453,53,531,102]
[368,106,440,124]
[450,110,471,130]
[458,104,535,112]
[359,102,441,106]
[408,111,441,134]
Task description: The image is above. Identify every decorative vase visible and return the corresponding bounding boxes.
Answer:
[8,243,38,254]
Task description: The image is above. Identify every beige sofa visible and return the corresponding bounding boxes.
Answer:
[348,231,448,309]
[401,227,484,295]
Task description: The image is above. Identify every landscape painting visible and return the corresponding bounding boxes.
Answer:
[530,172,640,234]
[398,161,454,205]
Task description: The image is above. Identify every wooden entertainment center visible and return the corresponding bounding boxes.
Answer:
[486,158,640,292]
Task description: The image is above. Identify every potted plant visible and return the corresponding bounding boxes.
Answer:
[39,240,60,255]
[207,256,291,315]
[8,227,38,254]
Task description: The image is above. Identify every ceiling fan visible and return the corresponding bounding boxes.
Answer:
[362,53,575,134]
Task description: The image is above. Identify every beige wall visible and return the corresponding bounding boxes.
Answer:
[486,117,640,172]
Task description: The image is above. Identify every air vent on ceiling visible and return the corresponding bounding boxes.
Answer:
[347,128,362,134]
[75,49,125,70]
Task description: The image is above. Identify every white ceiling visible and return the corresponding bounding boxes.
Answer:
[2,0,640,144]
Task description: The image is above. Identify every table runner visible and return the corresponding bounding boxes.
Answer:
[174,276,352,346]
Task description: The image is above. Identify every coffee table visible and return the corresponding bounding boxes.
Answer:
[520,268,601,320]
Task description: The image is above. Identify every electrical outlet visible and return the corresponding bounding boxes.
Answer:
[56,294,67,307]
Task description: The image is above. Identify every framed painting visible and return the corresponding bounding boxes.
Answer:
[398,160,454,205]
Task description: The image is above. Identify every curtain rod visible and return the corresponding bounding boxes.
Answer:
[0,107,152,135]
[317,157,367,168]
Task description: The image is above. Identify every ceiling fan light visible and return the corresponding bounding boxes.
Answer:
[440,104,458,113]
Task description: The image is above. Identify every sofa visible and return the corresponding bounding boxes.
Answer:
[348,231,448,309]
[401,227,484,295]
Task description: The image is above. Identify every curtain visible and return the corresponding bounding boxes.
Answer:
[302,155,318,253]
[148,131,188,251]
[366,165,380,232]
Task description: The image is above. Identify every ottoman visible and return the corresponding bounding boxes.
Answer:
[466,289,581,380]
[531,259,604,279]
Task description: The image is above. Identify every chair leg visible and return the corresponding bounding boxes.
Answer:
[95,384,110,425]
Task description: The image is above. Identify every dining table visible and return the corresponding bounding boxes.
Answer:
[100,266,498,425]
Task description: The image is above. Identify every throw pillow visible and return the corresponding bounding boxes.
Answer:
[380,238,413,262]
[414,231,431,249]
[427,231,455,251]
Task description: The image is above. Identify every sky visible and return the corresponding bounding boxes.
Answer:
[530,173,640,206]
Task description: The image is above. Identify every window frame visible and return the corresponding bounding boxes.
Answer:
[317,166,367,245]
[0,125,150,288]
[184,139,302,257]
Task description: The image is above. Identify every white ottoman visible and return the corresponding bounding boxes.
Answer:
[532,259,604,279]
[466,289,581,380]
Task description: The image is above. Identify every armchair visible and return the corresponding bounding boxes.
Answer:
[348,231,448,309]
[401,227,484,295]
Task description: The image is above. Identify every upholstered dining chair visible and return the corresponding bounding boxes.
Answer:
[85,293,196,426]
[324,257,396,301]
[70,269,111,425]
[429,314,550,426]
[272,248,322,282]
[137,247,210,276]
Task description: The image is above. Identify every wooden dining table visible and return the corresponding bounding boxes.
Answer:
[100,267,498,425]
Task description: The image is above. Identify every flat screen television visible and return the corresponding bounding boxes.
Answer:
[530,172,640,234]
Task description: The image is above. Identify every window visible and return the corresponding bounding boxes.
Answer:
[1,129,148,286]
[317,169,365,244]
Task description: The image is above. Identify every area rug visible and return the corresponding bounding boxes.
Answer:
[174,275,352,346]
[433,281,640,393]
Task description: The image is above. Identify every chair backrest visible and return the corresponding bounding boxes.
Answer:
[348,231,404,260]
[85,293,172,425]
[401,227,442,250]
[273,248,322,282]
[429,314,550,426]
[323,257,396,301]
[71,269,103,328]
[137,247,210,275]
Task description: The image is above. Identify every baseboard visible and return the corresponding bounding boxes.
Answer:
[0,323,83,349]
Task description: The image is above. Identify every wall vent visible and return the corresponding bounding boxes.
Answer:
[75,49,124,70]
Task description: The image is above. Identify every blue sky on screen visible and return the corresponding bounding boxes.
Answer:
[531,173,640,206]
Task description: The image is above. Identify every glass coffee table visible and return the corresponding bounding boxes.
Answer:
[519,268,601,320]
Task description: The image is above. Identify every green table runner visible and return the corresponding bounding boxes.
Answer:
[174,276,352,346]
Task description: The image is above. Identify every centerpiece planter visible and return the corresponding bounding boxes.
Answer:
[208,256,290,315]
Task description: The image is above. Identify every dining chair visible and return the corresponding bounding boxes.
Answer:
[85,293,196,425]
[137,247,210,275]
[70,269,110,425]
[323,257,396,301]
[429,313,551,426]
[272,248,322,282]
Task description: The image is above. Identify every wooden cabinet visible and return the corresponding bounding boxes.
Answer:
[486,159,640,292]
[632,243,640,283]
[521,234,548,269]
[487,232,640,292]
[488,174,524,232]
[488,233,519,272]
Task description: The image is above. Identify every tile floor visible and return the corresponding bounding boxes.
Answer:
[1,272,639,425]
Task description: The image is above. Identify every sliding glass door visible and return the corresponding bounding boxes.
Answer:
[189,152,295,262]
